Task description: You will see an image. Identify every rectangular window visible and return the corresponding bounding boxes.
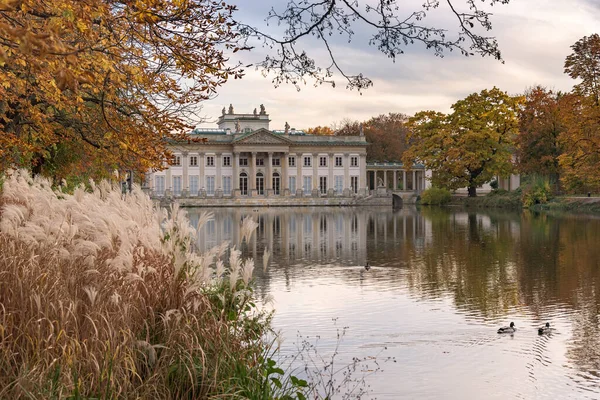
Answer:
[319,156,327,167]
[239,158,248,166]
[256,158,264,166]
[289,176,296,194]
[206,156,215,167]
[223,156,231,167]
[351,176,359,194]
[351,156,358,167]
[206,176,215,195]
[155,176,165,195]
[173,156,181,166]
[223,176,232,195]
[303,156,311,167]
[288,156,296,167]
[303,176,312,195]
[189,175,199,195]
[319,176,327,194]
[335,156,343,167]
[272,158,280,166]
[190,156,198,166]
[173,176,182,196]
[334,175,343,194]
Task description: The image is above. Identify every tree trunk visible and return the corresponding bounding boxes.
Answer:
[468,186,477,197]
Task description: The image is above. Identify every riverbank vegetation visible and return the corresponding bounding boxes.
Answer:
[0,170,310,399]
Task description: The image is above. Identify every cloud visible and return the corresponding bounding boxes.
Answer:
[199,0,600,128]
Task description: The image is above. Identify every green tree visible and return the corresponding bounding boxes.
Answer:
[404,87,522,197]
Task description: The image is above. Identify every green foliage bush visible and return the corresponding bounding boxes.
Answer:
[522,176,552,208]
[420,187,452,205]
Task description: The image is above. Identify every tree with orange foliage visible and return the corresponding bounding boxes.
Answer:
[516,86,564,182]
[306,125,335,136]
[559,34,600,192]
[0,0,242,181]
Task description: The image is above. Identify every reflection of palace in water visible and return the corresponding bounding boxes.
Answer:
[187,208,431,266]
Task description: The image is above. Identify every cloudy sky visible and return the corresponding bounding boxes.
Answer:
[197,0,600,130]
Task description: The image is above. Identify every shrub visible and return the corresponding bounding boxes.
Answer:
[0,170,301,399]
[521,175,552,208]
[420,187,452,205]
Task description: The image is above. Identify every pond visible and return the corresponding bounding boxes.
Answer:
[187,207,600,399]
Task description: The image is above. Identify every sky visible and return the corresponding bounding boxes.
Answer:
[197,0,600,131]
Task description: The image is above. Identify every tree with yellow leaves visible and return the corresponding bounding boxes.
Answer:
[403,88,522,197]
[0,0,242,181]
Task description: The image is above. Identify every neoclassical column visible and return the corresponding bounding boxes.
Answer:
[250,152,256,192]
[216,152,222,190]
[393,170,397,190]
[182,151,189,192]
[403,170,407,191]
[198,152,205,189]
[343,153,350,191]
[166,168,172,191]
[282,152,289,194]
[312,152,319,190]
[328,152,334,191]
[413,170,416,191]
[359,154,367,192]
[383,170,387,188]
[296,152,302,194]
[267,152,273,192]
[232,151,239,192]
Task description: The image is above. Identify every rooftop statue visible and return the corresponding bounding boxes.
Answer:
[284,121,290,134]
[253,108,258,116]
[228,104,234,114]
[222,107,226,116]
[260,104,266,115]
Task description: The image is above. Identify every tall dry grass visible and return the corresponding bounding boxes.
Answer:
[0,170,267,398]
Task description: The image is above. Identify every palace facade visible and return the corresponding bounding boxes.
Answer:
[146,105,369,199]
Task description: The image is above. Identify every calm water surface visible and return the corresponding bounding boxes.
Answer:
[188,207,600,399]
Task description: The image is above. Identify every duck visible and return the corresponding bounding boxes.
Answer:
[538,322,551,335]
[497,322,516,334]
[364,262,371,271]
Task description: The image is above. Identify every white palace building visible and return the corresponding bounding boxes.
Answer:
[146,105,378,204]
[145,105,517,205]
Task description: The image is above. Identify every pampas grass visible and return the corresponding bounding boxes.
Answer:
[0,170,271,399]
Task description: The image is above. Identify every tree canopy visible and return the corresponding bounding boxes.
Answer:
[0,0,241,181]
[516,86,564,180]
[559,34,600,192]
[403,87,521,197]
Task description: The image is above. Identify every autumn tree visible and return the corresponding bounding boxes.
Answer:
[404,87,521,197]
[306,125,335,135]
[559,34,600,192]
[238,0,512,90]
[0,0,241,181]
[516,86,564,182]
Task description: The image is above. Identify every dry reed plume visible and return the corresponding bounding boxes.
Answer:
[0,170,267,398]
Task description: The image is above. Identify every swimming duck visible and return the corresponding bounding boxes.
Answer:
[497,322,516,334]
[364,262,371,271]
[538,322,551,335]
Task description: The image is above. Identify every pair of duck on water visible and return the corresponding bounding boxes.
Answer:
[498,322,552,335]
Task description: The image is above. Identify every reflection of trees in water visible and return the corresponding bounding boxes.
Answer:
[405,208,521,318]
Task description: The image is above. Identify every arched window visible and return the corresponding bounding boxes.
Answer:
[239,172,248,196]
[272,172,281,195]
[256,172,264,195]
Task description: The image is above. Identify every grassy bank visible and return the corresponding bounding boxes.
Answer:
[0,171,306,399]
[529,197,600,214]
[447,190,523,209]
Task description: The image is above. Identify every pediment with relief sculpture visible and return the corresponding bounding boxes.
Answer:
[233,129,291,145]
